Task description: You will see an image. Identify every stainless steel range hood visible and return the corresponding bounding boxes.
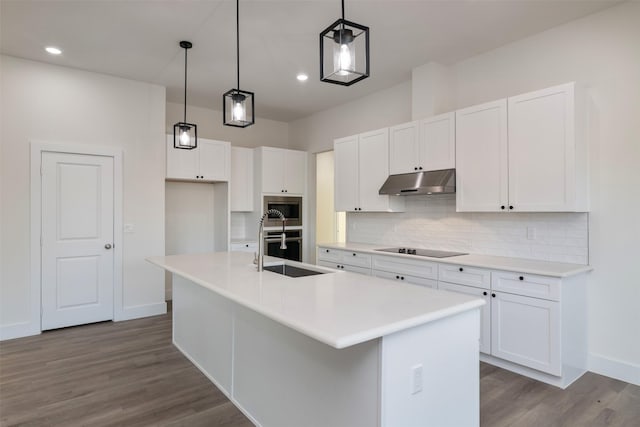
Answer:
[378,169,456,196]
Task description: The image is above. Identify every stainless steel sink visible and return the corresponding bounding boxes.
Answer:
[263,264,327,278]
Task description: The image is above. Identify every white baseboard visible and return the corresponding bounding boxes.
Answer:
[0,321,41,341]
[116,302,167,321]
[589,353,640,386]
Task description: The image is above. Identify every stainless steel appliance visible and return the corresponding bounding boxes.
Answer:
[375,247,467,258]
[263,196,302,227]
[265,229,302,261]
[379,168,456,196]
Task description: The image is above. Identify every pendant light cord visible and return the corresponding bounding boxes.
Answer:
[236,0,240,91]
[341,0,345,20]
[183,46,188,123]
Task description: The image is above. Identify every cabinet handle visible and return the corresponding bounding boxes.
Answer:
[245,244,249,247]
[396,275,400,279]
[285,189,288,192]
[509,206,514,210]
[352,253,356,256]
[491,293,496,298]
[419,167,423,170]
[341,265,344,269]
[519,276,524,281]
[483,291,488,296]
[401,276,405,280]
[459,267,464,272]
[414,167,418,171]
[336,264,340,268]
[326,249,329,253]
[501,205,505,210]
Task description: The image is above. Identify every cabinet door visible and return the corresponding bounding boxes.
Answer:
[166,137,199,180]
[334,136,359,212]
[389,121,419,174]
[199,139,230,182]
[261,147,284,193]
[283,150,307,194]
[419,112,455,171]
[508,83,575,211]
[456,100,508,212]
[491,292,561,375]
[317,247,344,263]
[358,128,392,211]
[439,282,491,354]
[230,147,253,211]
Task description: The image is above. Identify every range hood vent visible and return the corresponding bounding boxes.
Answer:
[378,169,456,196]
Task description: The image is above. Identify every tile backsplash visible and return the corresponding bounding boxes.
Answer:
[347,195,589,264]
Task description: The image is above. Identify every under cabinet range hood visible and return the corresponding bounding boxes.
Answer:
[378,168,456,196]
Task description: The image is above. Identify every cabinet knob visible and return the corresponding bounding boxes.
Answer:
[352,253,356,256]
[336,264,340,268]
[483,291,488,296]
[414,167,418,171]
[401,276,405,280]
[285,189,288,193]
[509,206,514,210]
[491,293,496,298]
[501,205,505,210]
[419,167,423,170]
[341,265,344,269]
[519,276,524,281]
[245,244,249,247]
[326,249,329,253]
[396,275,400,279]
[459,267,464,272]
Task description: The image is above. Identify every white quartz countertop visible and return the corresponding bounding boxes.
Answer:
[147,252,484,349]
[317,242,593,278]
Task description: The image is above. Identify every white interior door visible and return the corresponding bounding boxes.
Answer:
[41,152,114,330]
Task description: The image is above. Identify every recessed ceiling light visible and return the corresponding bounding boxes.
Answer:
[45,46,62,55]
[296,73,308,82]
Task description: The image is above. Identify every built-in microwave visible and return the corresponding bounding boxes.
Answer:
[263,196,302,227]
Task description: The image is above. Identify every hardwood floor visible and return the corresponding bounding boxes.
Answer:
[1,311,638,426]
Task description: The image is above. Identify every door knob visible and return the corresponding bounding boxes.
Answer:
[105,243,112,249]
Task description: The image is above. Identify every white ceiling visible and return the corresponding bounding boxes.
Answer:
[0,0,619,122]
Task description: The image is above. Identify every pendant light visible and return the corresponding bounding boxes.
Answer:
[223,0,254,127]
[320,0,369,86]
[173,41,197,149]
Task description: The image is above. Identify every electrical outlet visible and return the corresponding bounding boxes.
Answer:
[527,227,536,240]
[411,364,423,395]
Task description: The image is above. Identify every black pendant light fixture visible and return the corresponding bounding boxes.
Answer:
[223,0,254,127]
[173,41,197,149]
[320,0,369,86]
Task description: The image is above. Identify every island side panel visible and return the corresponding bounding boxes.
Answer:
[172,275,234,396]
[380,308,480,427]
[233,304,380,427]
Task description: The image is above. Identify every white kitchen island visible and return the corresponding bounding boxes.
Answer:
[147,252,485,427]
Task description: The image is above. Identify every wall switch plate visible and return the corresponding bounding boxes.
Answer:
[411,364,423,395]
[124,223,135,233]
[526,227,536,240]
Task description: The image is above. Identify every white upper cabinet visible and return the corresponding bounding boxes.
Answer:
[166,136,230,182]
[334,128,404,212]
[230,147,254,212]
[456,82,588,213]
[508,82,587,212]
[257,147,307,195]
[389,112,455,174]
[456,99,509,212]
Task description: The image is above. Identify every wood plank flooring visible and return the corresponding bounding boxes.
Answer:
[1,311,638,426]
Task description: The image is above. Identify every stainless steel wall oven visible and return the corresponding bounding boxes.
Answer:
[264,230,302,262]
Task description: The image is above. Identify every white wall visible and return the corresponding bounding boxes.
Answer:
[292,2,640,383]
[166,102,289,149]
[0,55,167,338]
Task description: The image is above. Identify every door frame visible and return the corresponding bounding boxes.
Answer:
[30,141,124,332]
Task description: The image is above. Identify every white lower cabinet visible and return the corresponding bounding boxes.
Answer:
[317,247,372,274]
[491,291,560,375]
[438,282,491,354]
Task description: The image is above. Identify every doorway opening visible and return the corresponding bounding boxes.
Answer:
[316,151,345,247]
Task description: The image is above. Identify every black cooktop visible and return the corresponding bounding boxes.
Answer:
[375,247,468,258]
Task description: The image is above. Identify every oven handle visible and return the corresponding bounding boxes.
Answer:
[264,238,303,243]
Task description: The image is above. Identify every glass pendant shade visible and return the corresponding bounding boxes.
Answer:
[320,18,369,86]
[173,122,197,149]
[223,89,254,128]
[173,40,197,149]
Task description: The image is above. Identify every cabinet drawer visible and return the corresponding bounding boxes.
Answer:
[230,242,258,253]
[342,251,372,268]
[343,264,372,276]
[439,264,491,289]
[372,255,438,280]
[373,270,437,289]
[318,260,342,271]
[492,272,560,301]
[317,247,344,263]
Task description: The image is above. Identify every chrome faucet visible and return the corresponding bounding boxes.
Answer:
[256,209,287,272]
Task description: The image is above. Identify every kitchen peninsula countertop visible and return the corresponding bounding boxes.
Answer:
[147,252,484,349]
[317,242,593,278]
